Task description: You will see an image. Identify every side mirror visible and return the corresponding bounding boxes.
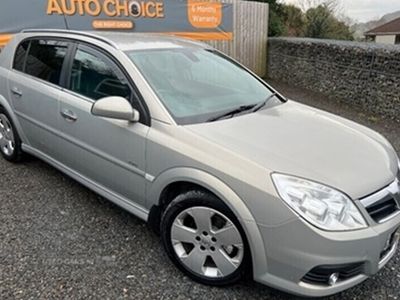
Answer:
[91,96,140,122]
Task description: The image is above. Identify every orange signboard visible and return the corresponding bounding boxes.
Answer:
[188,0,222,29]
[0,0,233,45]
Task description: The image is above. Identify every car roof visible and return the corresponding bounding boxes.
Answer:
[90,31,210,51]
[20,29,211,52]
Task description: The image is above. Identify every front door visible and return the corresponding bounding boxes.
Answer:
[56,43,149,208]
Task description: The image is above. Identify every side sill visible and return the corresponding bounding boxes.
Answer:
[22,144,149,222]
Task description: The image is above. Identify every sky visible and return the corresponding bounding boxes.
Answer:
[281,0,400,23]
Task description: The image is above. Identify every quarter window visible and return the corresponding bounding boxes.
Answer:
[24,40,68,85]
[69,46,131,101]
[13,41,30,72]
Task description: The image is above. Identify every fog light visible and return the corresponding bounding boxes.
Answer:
[328,273,339,286]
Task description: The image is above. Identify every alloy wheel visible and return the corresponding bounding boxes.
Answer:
[171,206,244,278]
[0,114,15,156]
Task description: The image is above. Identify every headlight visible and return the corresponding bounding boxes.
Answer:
[271,174,367,231]
[397,157,400,180]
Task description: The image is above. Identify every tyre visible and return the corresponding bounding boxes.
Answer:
[0,108,23,162]
[161,190,250,286]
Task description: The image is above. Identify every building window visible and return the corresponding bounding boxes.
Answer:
[395,35,400,44]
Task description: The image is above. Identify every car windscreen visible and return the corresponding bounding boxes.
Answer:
[126,48,274,125]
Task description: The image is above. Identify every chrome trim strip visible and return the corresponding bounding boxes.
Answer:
[145,173,155,182]
[360,180,398,207]
[299,274,367,290]
[378,210,400,224]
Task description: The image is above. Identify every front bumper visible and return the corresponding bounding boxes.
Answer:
[252,190,400,297]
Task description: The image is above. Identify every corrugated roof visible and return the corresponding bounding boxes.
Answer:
[366,17,400,35]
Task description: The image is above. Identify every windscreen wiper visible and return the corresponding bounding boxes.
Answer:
[207,103,257,122]
[251,92,278,113]
[207,92,279,122]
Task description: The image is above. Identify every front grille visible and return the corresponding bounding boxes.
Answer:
[365,195,398,223]
[302,263,364,286]
[360,180,400,224]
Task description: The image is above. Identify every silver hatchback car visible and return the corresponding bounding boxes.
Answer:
[0,30,399,297]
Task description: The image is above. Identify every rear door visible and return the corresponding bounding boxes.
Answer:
[8,38,71,157]
[56,43,150,208]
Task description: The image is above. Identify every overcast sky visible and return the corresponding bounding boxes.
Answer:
[281,0,400,23]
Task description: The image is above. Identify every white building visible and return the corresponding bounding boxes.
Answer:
[365,17,400,45]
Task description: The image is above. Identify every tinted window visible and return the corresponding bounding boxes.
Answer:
[24,39,68,85]
[69,46,131,101]
[13,41,30,71]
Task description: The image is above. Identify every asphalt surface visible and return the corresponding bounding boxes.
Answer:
[1,81,399,300]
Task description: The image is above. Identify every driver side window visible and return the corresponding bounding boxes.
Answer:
[69,45,131,101]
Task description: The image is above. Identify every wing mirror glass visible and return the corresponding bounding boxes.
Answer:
[91,96,140,122]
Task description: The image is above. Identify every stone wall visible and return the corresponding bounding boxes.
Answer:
[267,37,400,120]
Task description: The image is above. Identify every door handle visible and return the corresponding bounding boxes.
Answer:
[11,87,23,97]
[60,109,78,122]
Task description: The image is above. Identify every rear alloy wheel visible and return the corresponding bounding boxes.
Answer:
[0,110,23,162]
[161,190,249,285]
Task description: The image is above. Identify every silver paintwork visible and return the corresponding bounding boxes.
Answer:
[91,96,140,122]
[378,231,400,268]
[0,30,399,297]
[171,206,244,278]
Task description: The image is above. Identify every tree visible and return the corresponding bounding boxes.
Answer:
[246,0,354,40]
[304,4,354,40]
[304,5,332,38]
[250,0,285,36]
[282,5,306,37]
[297,0,343,15]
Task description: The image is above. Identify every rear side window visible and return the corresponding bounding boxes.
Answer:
[24,39,68,85]
[13,41,30,71]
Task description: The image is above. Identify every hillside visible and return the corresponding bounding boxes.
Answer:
[351,10,400,39]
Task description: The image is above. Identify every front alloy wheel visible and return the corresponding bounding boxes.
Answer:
[172,207,244,278]
[161,190,249,285]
